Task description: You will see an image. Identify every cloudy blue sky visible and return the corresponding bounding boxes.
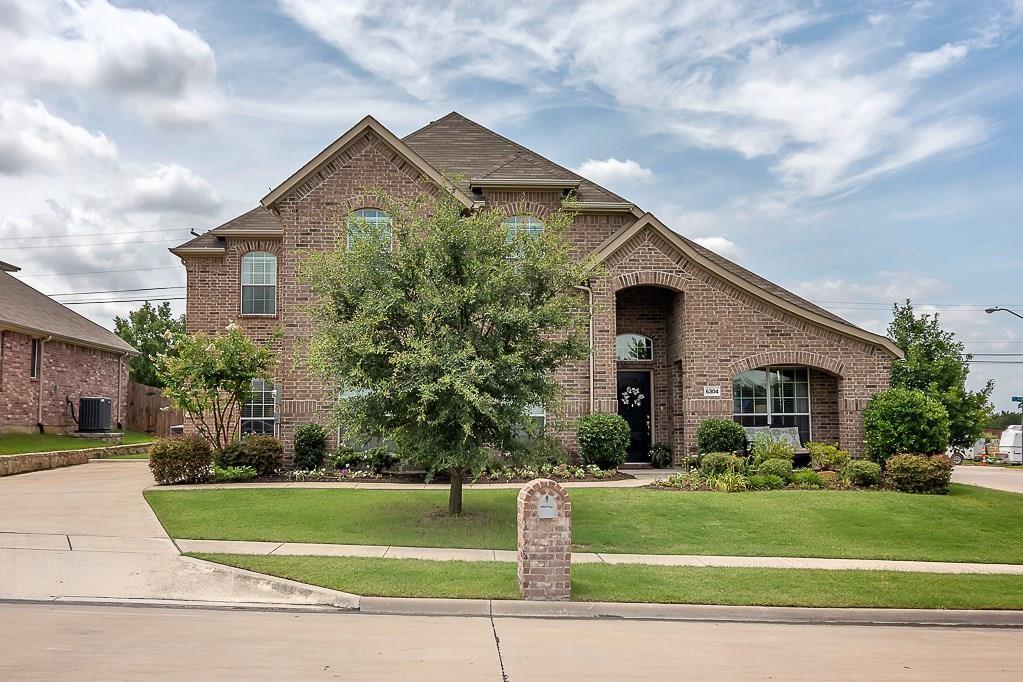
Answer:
[1,0,1021,409]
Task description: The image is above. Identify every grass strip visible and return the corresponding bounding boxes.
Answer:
[148,483,1023,564]
[0,431,154,455]
[192,553,1023,610]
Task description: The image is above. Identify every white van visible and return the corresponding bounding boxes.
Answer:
[999,425,1022,464]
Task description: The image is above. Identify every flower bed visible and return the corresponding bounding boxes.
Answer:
[264,463,631,484]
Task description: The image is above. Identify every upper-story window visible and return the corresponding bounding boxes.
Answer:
[502,215,544,241]
[347,208,393,251]
[616,333,653,361]
[240,251,277,316]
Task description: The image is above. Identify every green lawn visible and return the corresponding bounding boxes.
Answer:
[0,431,155,455]
[147,484,1023,564]
[192,553,1023,609]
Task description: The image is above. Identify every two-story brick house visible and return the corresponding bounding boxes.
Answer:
[171,113,901,463]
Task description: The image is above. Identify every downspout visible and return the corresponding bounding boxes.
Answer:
[36,335,51,433]
[573,284,595,412]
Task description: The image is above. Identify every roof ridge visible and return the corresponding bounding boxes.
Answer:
[405,112,628,202]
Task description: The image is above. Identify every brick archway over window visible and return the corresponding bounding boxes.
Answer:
[611,271,688,293]
[728,351,845,378]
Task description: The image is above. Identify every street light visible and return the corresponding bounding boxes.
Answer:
[985,307,1023,320]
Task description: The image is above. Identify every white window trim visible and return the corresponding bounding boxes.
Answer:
[346,208,393,252]
[240,379,278,436]
[240,252,277,317]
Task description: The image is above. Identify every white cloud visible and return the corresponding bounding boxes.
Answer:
[574,158,653,186]
[906,42,970,79]
[0,0,225,126]
[0,99,117,175]
[118,164,222,216]
[693,236,743,260]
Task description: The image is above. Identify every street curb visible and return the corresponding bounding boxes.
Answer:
[0,596,346,614]
[359,597,1023,628]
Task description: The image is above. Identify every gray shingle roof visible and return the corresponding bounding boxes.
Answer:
[0,270,137,354]
[403,112,627,203]
[174,207,282,249]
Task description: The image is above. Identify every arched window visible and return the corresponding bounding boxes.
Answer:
[347,208,393,250]
[616,333,653,361]
[240,251,276,315]
[502,214,544,240]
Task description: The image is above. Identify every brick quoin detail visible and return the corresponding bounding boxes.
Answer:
[517,478,572,601]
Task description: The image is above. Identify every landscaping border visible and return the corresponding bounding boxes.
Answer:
[0,443,153,476]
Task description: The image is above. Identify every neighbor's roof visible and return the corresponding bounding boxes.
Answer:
[0,268,138,354]
[403,112,628,203]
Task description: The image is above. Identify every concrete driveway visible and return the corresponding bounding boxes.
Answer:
[0,461,355,607]
[952,465,1023,494]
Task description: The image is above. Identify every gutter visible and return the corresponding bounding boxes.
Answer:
[573,284,595,412]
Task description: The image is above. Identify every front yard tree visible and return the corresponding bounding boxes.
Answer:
[114,301,185,387]
[301,190,592,514]
[156,324,277,450]
[888,300,993,449]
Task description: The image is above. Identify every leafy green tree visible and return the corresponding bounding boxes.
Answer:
[156,325,277,450]
[863,387,950,466]
[986,410,1023,430]
[888,300,993,449]
[114,301,185,387]
[300,190,592,514]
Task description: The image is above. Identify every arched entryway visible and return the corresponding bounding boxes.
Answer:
[615,284,684,462]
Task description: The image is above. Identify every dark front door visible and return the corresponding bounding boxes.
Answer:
[617,371,652,463]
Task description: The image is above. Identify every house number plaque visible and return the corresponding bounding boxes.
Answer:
[703,385,722,397]
[537,493,557,519]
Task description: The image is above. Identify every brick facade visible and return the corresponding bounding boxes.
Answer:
[0,330,129,433]
[177,119,895,461]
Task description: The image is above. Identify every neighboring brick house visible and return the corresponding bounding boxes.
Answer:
[0,260,136,433]
[171,113,901,462]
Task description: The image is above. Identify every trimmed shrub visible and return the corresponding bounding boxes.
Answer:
[700,451,743,476]
[863,388,950,466]
[149,435,212,485]
[807,442,850,471]
[214,465,258,483]
[790,469,826,489]
[884,454,954,494]
[293,423,328,471]
[748,473,786,490]
[215,435,283,476]
[521,435,570,467]
[331,446,396,474]
[697,418,746,454]
[749,433,795,467]
[841,460,882,487]
[577,413,630,469]
[757,457,793,481]
[649,442,674,468]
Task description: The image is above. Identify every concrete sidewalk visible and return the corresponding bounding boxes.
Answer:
[175,538,1023,575]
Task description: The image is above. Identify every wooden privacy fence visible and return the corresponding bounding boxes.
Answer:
[126,382,182,437]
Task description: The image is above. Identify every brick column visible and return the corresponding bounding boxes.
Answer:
[517,478,571,601]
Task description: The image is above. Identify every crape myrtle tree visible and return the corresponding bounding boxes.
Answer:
[888,300,993,450]
[156,324,277,451]
[300,189,593,514]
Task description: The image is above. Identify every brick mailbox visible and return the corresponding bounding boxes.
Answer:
[517,478,572,601]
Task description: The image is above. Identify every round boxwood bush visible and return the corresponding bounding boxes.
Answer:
[883,453,954,494]
[700,451,742,476]
[293,423,328,471]
[577,413,630,469]
[756,457,793,481]
[748,473,786,490]
[697,418,746,454]
[790,469,826,489]
[149,435,212,485]
[215,435,284,476]
[841,460,882,487]
[863,388,950,467]
[806,442,850,472]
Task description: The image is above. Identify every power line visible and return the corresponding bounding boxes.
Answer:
[17,266,181,277]
[966,360,1023,364]
[11,238,183,250]
[60,296,186,305]
[0,227,191,242]
[48,285,185,297]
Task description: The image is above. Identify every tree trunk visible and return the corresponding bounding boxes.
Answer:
[448,467,464,515]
